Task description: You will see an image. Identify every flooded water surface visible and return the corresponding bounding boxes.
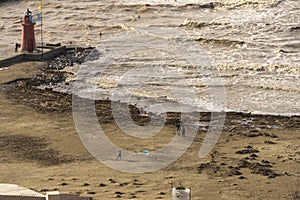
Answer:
[0,0,299,116]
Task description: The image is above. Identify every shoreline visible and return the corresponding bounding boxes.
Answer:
[1,47,298,119]
[0,55,298,143]
[0,58,298,132]
[2,79,299,132]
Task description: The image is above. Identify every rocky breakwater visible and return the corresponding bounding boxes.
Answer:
[30,47,93,87]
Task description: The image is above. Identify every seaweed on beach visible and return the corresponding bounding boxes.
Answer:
[0,134,75,166]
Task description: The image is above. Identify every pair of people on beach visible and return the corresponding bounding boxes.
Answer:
[176,122,186,138]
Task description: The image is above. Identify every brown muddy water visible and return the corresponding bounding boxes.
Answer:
[0,0,299,116]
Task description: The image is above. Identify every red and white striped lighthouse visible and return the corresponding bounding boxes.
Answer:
[20,9,37,52]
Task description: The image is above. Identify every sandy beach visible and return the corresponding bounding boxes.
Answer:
[0,61,299,199]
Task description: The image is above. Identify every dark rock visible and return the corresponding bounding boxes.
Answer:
[238,160,279,178]
[109,179,117,183]
[250,154,258,158]
[236,149,259,154]
[264,133,278,138]
[82,183,90,186]
[115,191,125,195]
[30,48,94,87]
[198,162,220,174]
[228,168,242,176]
[284,172,292,176]
[132,182,143,186]
[120,183,128,186]
[99,183,107,187]
[268,174,279,178]
[265,140,276,144]
[135,190,146,193]
[87,191,96,195]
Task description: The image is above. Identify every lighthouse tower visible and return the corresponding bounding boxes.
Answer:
[20,9,37,52]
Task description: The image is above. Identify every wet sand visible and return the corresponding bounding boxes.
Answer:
[0,61,299,199]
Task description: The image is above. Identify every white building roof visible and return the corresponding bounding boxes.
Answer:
[0,184,44,197]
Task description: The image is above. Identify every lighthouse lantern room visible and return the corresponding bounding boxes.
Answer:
[20,8,37,52]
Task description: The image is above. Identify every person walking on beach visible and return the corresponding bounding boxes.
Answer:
[116,150,122,159]
[180,122,186,138]
[176,121,186,138]
[176,122,181,136]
